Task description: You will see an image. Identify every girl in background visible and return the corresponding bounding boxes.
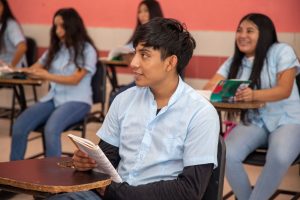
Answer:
[204,13,300,200]
[10,8,98,160]
[109,0,163,104]
[127,0,163,47]
[0,0,27,67]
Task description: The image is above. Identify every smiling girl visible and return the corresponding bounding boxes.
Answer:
[204,13,300,200]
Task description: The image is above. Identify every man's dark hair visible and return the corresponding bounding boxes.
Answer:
[133,17,196,74]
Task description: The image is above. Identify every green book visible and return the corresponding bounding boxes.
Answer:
[210,79,251,102]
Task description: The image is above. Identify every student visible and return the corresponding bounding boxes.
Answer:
[10,8,97,160]
[204,13,300,200]
[49,17,219,200]
[126,0,163,48]
[108,0,163,105]
[0,0,27,67]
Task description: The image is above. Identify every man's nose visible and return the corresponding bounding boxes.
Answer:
[130,54,139,69]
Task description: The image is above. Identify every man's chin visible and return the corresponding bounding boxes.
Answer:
[135,80,147,87]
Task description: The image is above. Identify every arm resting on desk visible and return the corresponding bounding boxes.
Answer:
[24,64,88,85]
[203,73,225,90]
[236,67,296,102]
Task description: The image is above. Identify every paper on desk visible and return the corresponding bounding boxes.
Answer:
[197,90,212,100]
[0,66,12,72]
[107,46,134,60]
[68,134,122,183]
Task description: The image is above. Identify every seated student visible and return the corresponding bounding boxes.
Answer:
[204,13,300,200]
[108,0,163,105]
[49,17,219,200]
[0,0,27,67]
[10,8,97,160]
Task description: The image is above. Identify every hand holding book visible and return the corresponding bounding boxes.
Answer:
[210,79,251,102]
[68,134,122,183]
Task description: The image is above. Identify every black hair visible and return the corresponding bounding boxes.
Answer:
[133,17,196,74]
[228,13,278,123]
[228,13,278,89]
[0,0,17,51]
[45,8,97,70]
[127,0,163,44]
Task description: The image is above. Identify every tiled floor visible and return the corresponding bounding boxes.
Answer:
[1,118,299,200]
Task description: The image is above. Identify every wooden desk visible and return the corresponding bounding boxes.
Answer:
[0,78,42,86]
[100,58,129,93]
[0,77,43,135]
[0,77,42,110]
[212,101,265,112]
[0,157,111,198]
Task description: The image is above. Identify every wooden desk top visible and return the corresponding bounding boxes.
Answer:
[0,78,42,86]
[212,101,265,111]
[100,57,129,66]
[0,157,111,194]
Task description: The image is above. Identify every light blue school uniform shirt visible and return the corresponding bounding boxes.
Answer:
[0,19,26,67]
[39,42,97,107]
[217,43,300,132]
[97,77,219,185]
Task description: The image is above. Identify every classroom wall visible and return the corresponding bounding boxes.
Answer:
[10,0,300,80]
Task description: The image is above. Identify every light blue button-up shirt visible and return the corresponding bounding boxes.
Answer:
[39,42,97,107]
[0,19,26,67]
[217,43,300,132]
[97,77,219,185]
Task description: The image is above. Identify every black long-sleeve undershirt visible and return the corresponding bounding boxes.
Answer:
[99,140,213,200]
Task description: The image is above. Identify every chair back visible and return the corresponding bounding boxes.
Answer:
[25,37,38,66]
[202,136,226,200]
[91,61,106,105]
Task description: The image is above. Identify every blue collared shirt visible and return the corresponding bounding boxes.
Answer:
[0,19,26,67]
[39,42,97,107]
[217,43,300,131]
[97,77,219,185]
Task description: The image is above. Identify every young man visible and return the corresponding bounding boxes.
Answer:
[50,17,219,200]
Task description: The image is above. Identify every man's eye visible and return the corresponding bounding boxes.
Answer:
[141,53,149,58]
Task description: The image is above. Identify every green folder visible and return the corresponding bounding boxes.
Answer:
[210,79,251,102]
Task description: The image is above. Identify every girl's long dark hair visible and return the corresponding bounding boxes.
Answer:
[127,0,163,44]
[45,8,97,70]
[228,13,278,123]
[0,0,17,51]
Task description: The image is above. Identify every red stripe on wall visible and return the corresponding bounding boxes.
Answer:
[10,0,300,32]
[114,56,228,79]
[37,48,227,79]
[186,56,228,79]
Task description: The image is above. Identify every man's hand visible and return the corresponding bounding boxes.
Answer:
[72,149,98,171]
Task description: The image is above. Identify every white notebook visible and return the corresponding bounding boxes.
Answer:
[68,134,122,183]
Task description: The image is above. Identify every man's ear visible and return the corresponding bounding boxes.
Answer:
[165,55,178,72]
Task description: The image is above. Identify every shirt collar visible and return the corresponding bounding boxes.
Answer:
[242,56,254,68]
[147,76,185,108]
